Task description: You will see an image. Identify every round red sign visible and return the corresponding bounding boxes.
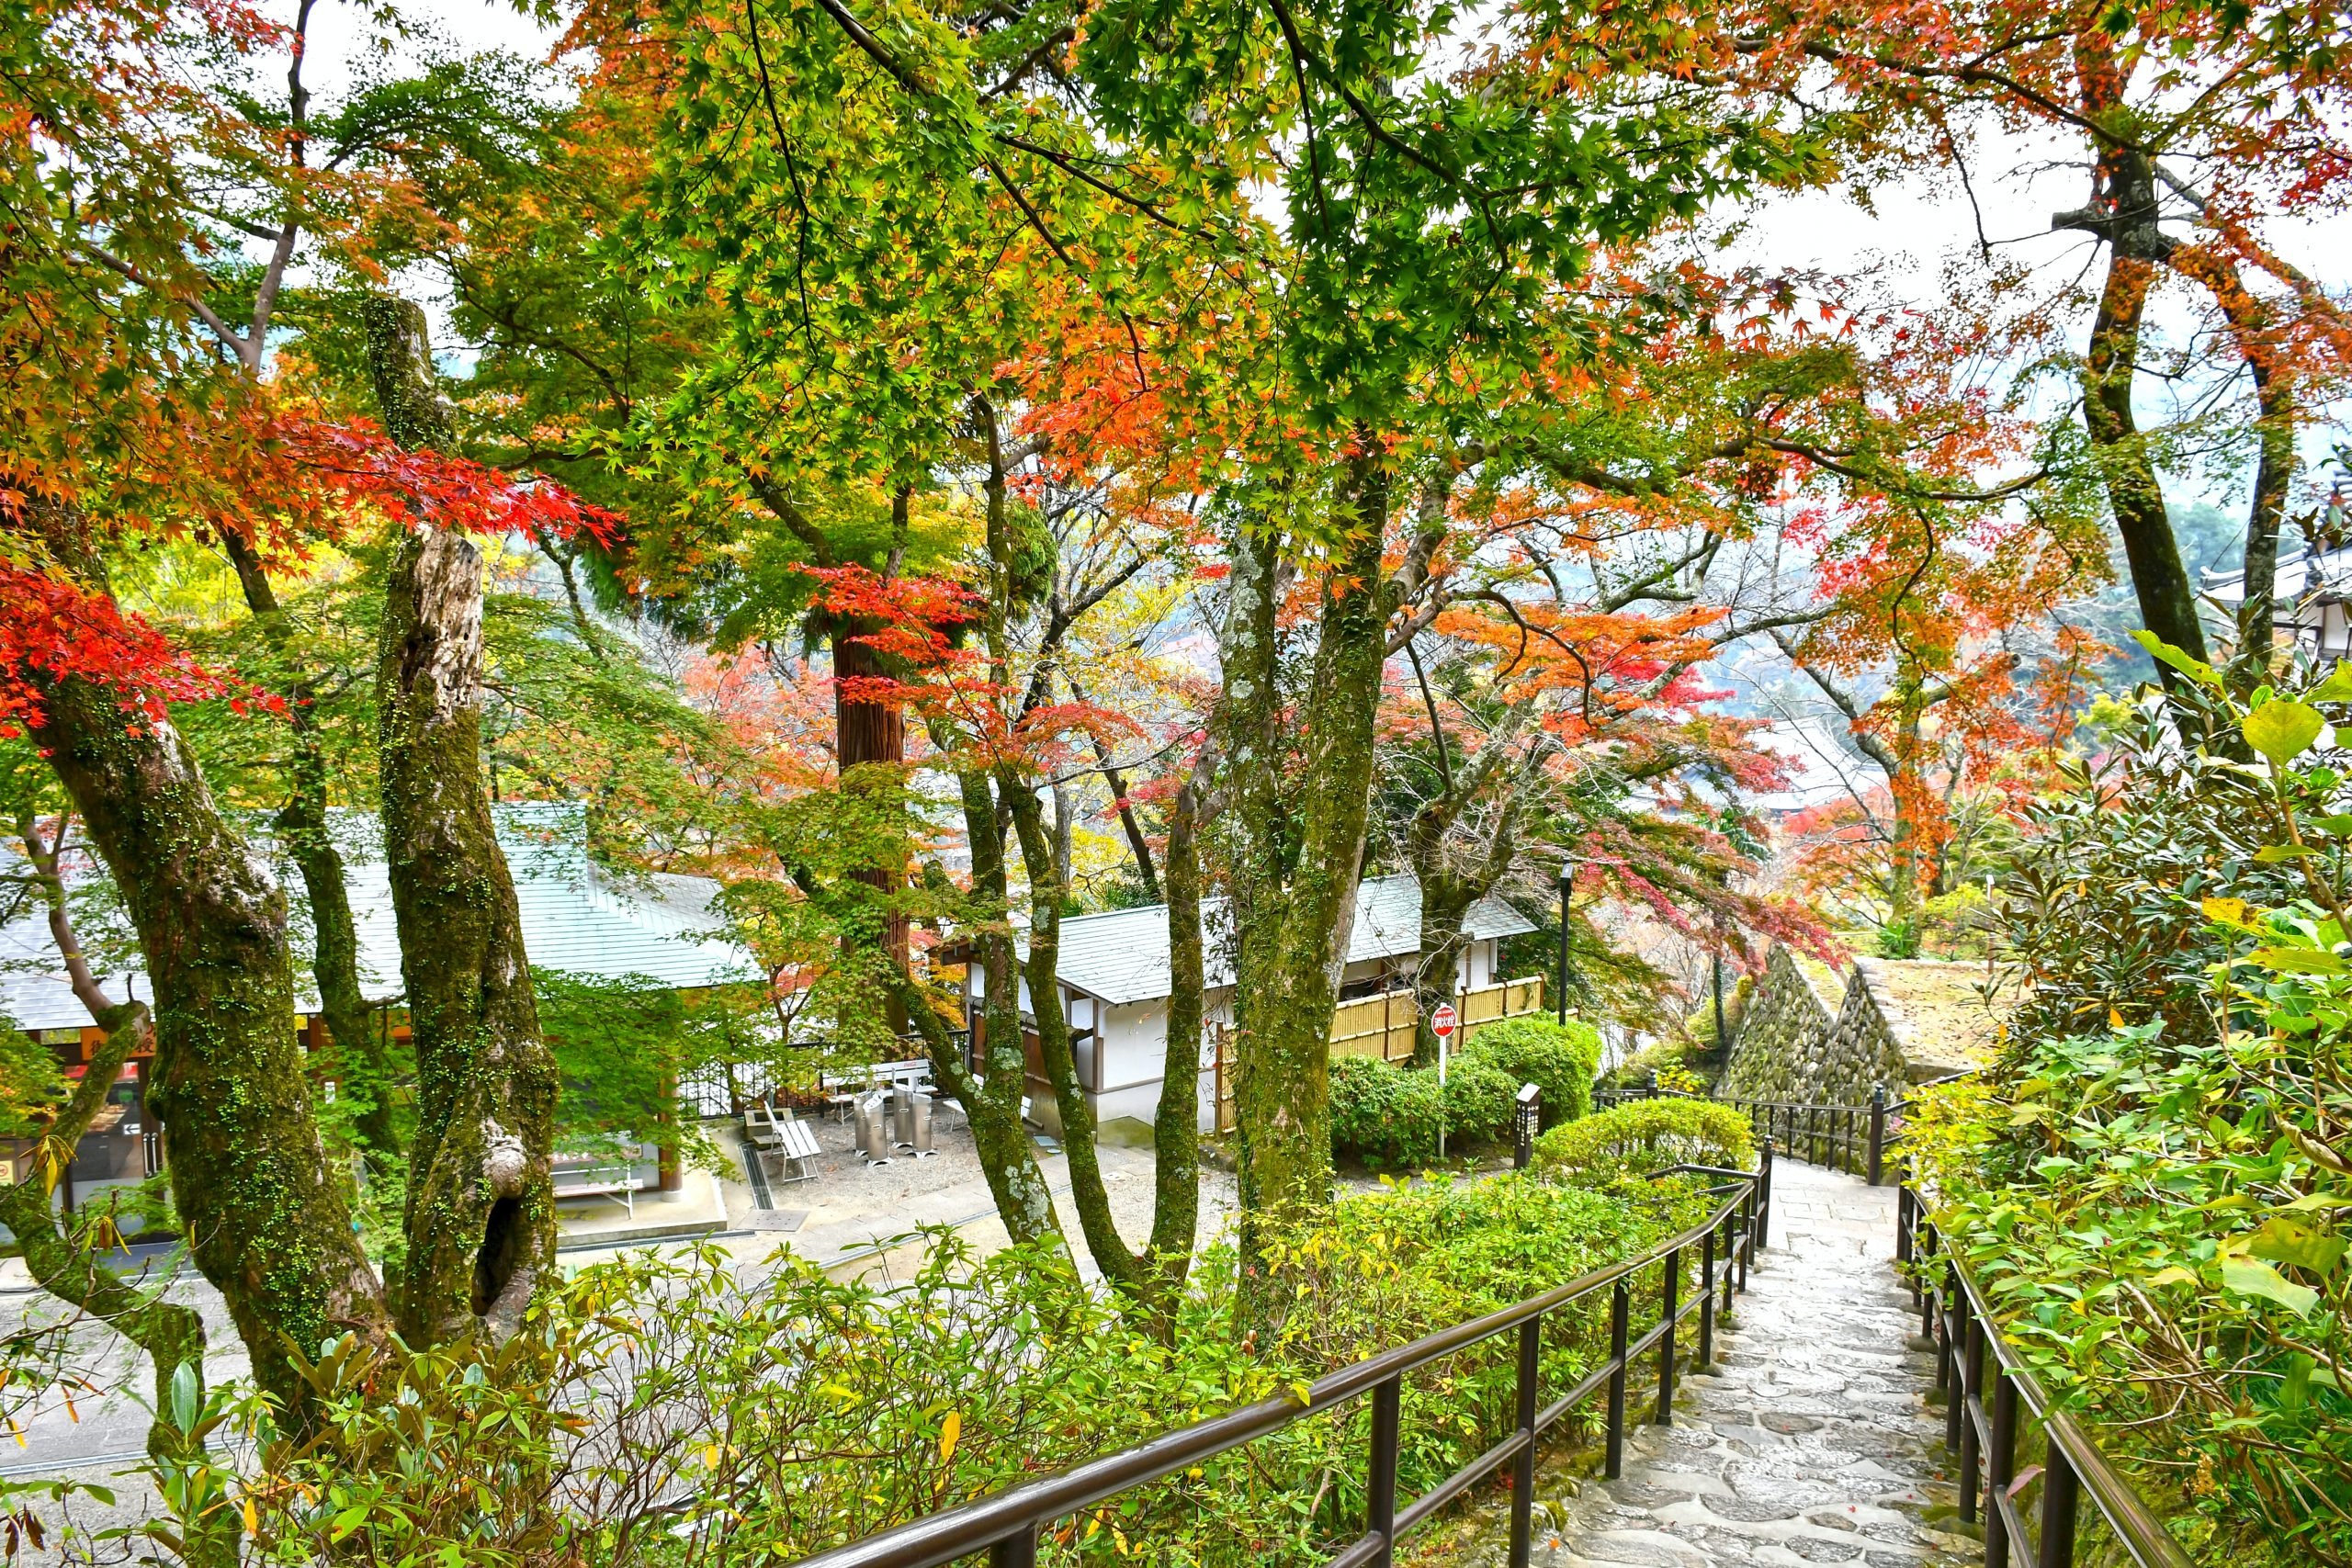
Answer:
[1430,1003,1458,1039]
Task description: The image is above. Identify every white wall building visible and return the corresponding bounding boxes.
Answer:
[967,872,1536,1135]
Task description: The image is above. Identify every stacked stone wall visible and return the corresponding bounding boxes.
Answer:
[1721,949,1919,1104]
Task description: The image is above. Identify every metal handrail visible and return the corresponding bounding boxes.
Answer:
[1898,1177,2195,1568]
[790,1145,1775,1568]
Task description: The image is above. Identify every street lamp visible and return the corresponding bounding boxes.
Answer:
[1556,860,1576,1026]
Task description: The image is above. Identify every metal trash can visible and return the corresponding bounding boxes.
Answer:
[854,1092,891,1164]
[895,1091,933,1155]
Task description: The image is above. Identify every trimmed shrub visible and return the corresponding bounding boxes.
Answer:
[1442,1055,1516,1145]
[1329,1054,1516,1168]
[1460,1015,1601,1127]
[1535,1098,1754,1178]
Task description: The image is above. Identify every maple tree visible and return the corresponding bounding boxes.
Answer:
[1557,0,2352,687]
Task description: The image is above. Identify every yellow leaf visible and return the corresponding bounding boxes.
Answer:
[702,1443,722,1470]
[939,1409,961,1463]
[242,1498,258,1535]
[2108,1009,2127,1031]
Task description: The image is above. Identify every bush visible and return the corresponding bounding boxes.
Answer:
[1535,1098,1754,1177]
[1442,1054,1516,1144]
[1460,1015,1600,1127]
[109,1177,1711,1568]
[1913,664,2352,1566]
[1329,1054,1516,1168]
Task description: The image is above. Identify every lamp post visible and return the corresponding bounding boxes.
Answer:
[1556,861,1576,1026]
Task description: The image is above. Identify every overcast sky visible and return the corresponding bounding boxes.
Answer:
[282,0,2350,520]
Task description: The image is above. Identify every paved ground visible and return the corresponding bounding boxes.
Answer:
[1528,1160,1976,1568]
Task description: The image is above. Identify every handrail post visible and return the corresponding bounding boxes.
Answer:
[2036,1439,2082,1568]
[1367,1373,1402,1567]
[1655,1245,1679,1425]
[1867,1084,1887,1185]
[1917,1220,1938,1335]
[1942,1263,1966,1452]
[1510,1317,1540,1568]
[1698,1223,1716,1370]
[1986,1367,2018,1568]
[1958,1310,1984,1525]
[1894,1180,1912,1265]
[1604,1280,1631,1479]
[989,1526,1038,1567]
[1757,1139,1774,1254]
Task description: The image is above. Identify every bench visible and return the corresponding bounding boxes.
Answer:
[551,1158,637,1218]
[763,1116,821,1185]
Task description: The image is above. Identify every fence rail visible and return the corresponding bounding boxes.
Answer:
[1897,1177,2194,1568]
[790,1139,1774,1568]
[1598,1071,2188,1568]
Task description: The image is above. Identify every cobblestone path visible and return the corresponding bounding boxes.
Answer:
[1531,1159,1974,1568]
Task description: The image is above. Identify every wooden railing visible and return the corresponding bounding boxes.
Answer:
[1328,976,1547,1064]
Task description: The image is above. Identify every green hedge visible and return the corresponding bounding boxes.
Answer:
[1329,1053,1516,1168]
[1534,1098,1754,1177]
[1460,1015,1600,1127]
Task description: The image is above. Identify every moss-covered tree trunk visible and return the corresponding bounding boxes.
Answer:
[218,532,397,1155]
[910,770,1062,1247]
[2063,141,2208,674]
[367,293,560,1341]
[26,544,385,1415]
[1140,768,1208,1325]
[1230,456,1393,1286]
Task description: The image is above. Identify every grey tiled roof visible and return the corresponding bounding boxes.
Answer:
[0,803,752,1033]
[1044,873,1535,1006]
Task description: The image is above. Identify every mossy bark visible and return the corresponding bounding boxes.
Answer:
[2063,143,2208,674]
[218,531,397,1156]
[899,769,1060,1247]
[378,524,560,1343]
[1230,457,1392,1289]
[29,643,385,1415]
[367,293,559,1342]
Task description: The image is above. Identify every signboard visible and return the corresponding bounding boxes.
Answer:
[1430,1003,1458,1040]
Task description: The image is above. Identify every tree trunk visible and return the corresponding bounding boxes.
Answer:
[1232,454,1392,1287]
[2064,146,2208,673]
[1007,775,1149,1292]
[367,294,559,1342]
[378,526,560,1342]
[2168,246,2296,683]
[835,624,910,1032]
[215,533,396,1156]
[1140,770,1206,1325]
[29,638,384,1415]
[918,770,1063,1247]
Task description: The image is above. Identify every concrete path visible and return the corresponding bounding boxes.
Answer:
[1532,1159,1974,1568]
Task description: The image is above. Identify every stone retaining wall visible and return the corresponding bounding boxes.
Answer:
[1721,948,1995,1103]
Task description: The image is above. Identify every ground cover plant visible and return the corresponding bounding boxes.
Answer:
[19,1166,1720,1566]
[1911,651,2352,1565]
